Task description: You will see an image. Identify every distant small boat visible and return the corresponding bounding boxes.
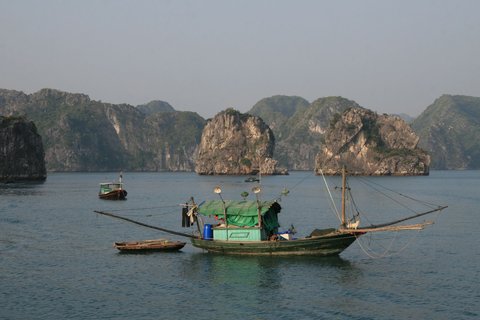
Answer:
[99,173,127,200]
[114,239,186,253]
[245,176,260,182]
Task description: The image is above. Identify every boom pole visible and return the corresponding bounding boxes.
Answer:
[94,210,196,238]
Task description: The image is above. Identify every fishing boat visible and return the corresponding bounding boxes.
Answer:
[94,167,447,257]
[99,174,127,200]
[114,239,186,253]
[185,167,447,256]
[245,172,261,183]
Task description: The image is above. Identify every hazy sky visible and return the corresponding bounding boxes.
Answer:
[1,0,479,118]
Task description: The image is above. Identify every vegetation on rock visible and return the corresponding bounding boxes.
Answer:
[136,100,175,115]
[249,96,359,170]
[316,108,430,175]
[0,89,205,171]
[0,116,46,181]
[411,95,480,169]
[2,87,478,173]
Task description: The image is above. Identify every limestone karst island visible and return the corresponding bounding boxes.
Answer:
[1,88,480,178]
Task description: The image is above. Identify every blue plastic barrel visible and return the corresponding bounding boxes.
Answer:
[203,224,213,240]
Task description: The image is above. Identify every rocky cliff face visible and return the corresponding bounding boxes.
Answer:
[0,116,46,181]
[411,95,480,169]
[249,96,359,170]
[0,89,205,171]
[5,88,468,173]
[315,108,430,175]
[195,109,281,175]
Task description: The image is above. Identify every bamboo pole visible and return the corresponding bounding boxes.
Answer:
[94,210,195,238]
[368,206,448,229]
[338,221,434,233]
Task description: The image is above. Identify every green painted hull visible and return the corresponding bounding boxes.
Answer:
[190,231,360,256]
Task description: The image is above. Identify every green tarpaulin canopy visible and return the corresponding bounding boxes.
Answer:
[198,200,279,217]
[198,200,282,234]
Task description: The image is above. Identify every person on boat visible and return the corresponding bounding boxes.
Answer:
[269,233,279,241]
[214,215,225,227]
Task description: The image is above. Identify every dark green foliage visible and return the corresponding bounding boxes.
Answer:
[330,113,341,129]
[273,96,360,169]
[248,95,309,131]
[148,111,205,148]
[225,108,240,116]
[361,116,383,148]
[412,94,480,169]
[240,158,252,167]
[0,116,46,181]
[136,100,175,115]
[249,96,358,170]
[224,108,251,123]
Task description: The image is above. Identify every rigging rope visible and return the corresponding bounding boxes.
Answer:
[346,180,360,217]
[318,168,341,222]
[354,227,423,259]
[355,178,418,214]
[356,176,440,210]
[353,207,444,258]
[290,171,315,191]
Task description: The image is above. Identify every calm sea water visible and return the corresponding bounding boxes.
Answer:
[0,171,478,320]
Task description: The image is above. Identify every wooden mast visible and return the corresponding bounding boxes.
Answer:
[341,166,346,228]
[253,186,262,228]
[256,198,262,228]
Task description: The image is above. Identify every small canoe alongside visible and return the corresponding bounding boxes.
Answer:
[114,239,186,253]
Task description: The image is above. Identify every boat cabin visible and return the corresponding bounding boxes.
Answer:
[197,200,282,241]
[99,182,124,194]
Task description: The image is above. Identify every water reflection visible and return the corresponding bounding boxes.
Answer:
[0,180,46,196]
[179,252,363,317]
[185,253,358,288]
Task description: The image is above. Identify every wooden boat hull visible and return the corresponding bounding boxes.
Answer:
[190,231,359,256]
[99,189,127,200]
[114,239,186,253]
